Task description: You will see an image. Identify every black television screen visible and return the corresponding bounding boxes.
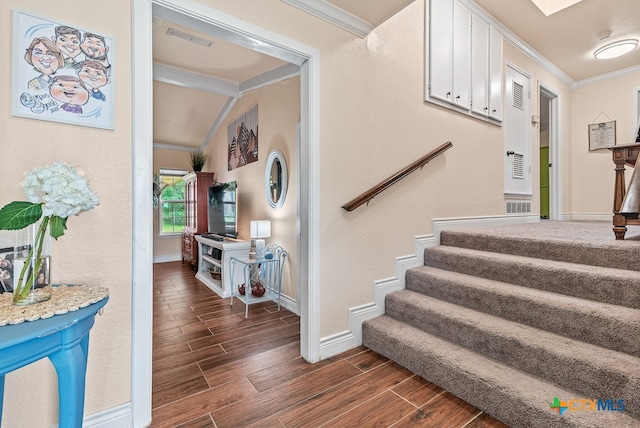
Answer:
[207,181,238,238]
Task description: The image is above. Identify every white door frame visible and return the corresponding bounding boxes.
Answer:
[132,1,321,426]
[539,84,561,220]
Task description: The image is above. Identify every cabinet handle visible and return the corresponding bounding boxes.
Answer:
[446,92,451,97]
[492,109,497,113]
[484,107,488,111]
[456,95,460,100]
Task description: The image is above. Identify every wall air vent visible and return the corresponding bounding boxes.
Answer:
[512,153,524,178]
[513,81,524,110]
[506,201,531,214]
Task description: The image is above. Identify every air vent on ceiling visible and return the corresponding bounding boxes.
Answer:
[513,81,524,110]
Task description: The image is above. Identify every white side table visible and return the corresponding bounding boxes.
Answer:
[229,253,284,318]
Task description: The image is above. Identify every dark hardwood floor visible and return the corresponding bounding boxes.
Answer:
[151,261,508,427]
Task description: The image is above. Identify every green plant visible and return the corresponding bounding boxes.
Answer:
[189,150,208,171]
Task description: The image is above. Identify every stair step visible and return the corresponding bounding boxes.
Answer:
[423,245,640,309]
[385,289,640,415]
[405,265,640,357]
[440,225,640,272]
[363,315,639,428]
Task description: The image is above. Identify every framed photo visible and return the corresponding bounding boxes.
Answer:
[0,247,14,293]
[12,10,115,130]
[588,120,616,150]
[0,230,51,293]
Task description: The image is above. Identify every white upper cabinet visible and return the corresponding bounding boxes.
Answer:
[489,26,504,121]
[471,15,489,116]
[428,0,453,103]
[452,2,471,109]
[426,0,503,125]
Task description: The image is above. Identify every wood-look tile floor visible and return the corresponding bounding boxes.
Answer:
[151,261,509,428]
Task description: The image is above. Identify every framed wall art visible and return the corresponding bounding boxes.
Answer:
[228,105,259,170]
[588,120,616,151]
[12,10,115,130]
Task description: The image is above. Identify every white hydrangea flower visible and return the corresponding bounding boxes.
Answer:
[22,162,99,218]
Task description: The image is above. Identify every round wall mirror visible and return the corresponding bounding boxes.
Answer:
[265,149,288,209]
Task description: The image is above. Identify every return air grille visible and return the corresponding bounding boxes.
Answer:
[506,201,531,214]
[512,153,524,179]
[513,81,524,110]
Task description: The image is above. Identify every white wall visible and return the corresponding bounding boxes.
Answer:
[570,72,640,218]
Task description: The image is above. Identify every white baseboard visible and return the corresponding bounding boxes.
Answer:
[318,214,538,360]
[83,403,134,428]
[153,253,182,263]
[279,293,299,315]
[562,213,610,222]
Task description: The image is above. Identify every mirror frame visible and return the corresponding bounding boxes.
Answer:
[265,149,288,209]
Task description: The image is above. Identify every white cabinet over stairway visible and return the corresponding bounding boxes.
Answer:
[426,0,503,125]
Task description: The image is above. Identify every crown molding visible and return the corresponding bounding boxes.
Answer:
[574,64,640,89]
[280,0,373,37]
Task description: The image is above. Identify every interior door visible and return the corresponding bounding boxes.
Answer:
[504,64,532,196]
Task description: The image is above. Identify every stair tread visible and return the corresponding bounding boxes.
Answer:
[364,315,639,428]
[427,245,640,279]
[440,225,640,272]
[409,265,640,322]
[424,245,640,308]
[389,288,640,369]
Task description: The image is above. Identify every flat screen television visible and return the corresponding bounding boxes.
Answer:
[207,181,238,238]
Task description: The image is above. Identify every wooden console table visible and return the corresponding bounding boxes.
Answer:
[610,143,640,239]
[0,285,108,427]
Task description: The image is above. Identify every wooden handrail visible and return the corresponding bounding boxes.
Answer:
[342,141,453,212]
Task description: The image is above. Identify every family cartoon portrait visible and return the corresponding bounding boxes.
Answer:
[13,10,114,129]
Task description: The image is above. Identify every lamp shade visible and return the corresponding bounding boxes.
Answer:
[250,220,271,239]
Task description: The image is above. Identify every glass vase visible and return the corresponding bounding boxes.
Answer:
[13,219,52,305]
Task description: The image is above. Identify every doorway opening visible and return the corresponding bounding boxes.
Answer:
[133,1,320,425]
[539,85,559,220]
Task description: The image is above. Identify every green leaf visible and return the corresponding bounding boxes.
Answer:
[0,201,42,230]
[49,215,68,239]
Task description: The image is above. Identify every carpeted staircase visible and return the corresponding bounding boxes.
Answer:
[362,222,640,428]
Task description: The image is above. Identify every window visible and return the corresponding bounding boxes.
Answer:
[159,169,187,235]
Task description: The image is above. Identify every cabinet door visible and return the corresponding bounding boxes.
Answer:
[471,16,489,116]
[452,2,471,109]
[429,0,453,103]
[489,26,504,121]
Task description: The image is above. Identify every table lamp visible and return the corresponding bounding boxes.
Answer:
[250,220,271,259]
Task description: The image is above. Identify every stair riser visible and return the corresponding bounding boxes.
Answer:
[385,293,640,414]
[405,268,640,357]
[441,231,640,272]
[423,248,640,309]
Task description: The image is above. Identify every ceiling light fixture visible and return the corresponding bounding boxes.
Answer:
[166,28,213,47]
[594,39,638,60]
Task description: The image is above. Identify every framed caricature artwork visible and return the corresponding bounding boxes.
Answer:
[12,10,115,130]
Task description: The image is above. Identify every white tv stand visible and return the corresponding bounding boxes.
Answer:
[194,235,251,298]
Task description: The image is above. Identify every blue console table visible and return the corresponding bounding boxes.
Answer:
[0,288,108,427]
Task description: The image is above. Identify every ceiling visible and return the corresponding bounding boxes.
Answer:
[152,0,640,151]
[473,0,640,81]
